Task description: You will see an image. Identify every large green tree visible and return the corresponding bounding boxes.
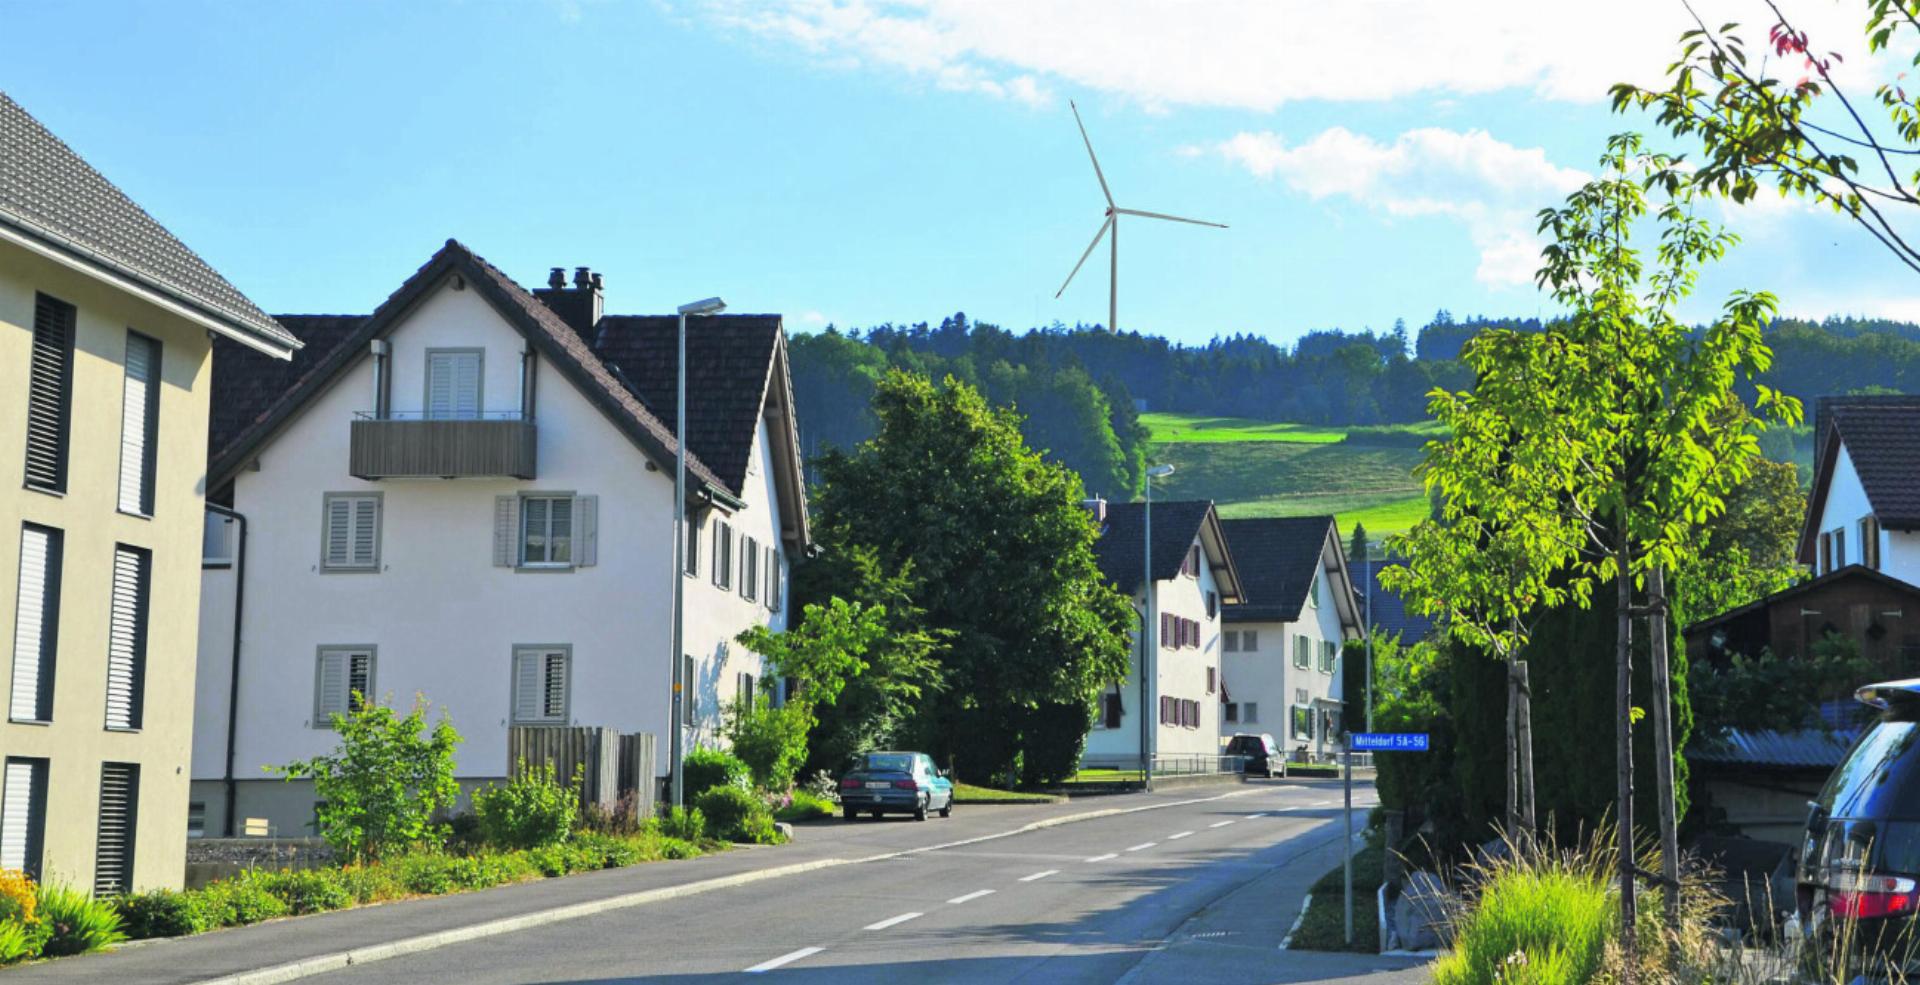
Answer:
[810,371,1135,785]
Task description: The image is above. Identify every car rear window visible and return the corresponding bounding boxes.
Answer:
[1816,720,1920,820]
[863,754,914,773]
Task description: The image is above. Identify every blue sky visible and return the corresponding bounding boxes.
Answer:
[5,0,1913,347]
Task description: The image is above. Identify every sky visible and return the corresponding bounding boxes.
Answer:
[4,0,1916,348]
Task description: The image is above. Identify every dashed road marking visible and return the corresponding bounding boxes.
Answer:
[746,947,825,973]
[948,889,995,904]
[1019,869,1059,882]
[1167,831,1193,840]
[1126,842,1156,852]
[1085,852,1119,862]
[1209,820,1236,828]
[863,912,922,931]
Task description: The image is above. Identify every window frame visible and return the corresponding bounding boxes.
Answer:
[10,523,62,725]
[423,347,484,421]
[1307,572,1321,608]
[104,544,151,732]
[681,654,698,725]
[713,521,733,589]
[313,645,377,728]
[1,756,49,880]
[1243,629,1259,653]
[741,534,759,602]
[1223,630,1239,653]
[510,644,572,725]
[1243,701,1259,724]
[684,513,701,577]
[517,492,576,569]
[203,510,236,569]
[116,330,162,518]
[1319,639,1338,675]
[320,492,383,573]
[93,762,140,896]
[23,293,76,495]
[1293,634,1310,670]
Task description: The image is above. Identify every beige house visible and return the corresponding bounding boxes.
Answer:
[0,93,298,891]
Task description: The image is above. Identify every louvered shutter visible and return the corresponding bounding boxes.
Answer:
[117,333,161,516]
[314,650,348,724]
[105,547,149,730]
[1,759,45,878]
[10,526,58,723]
[494,496,519,566]
[544,651,567,720]
[741,537,758,601]
[347,652,373,710]
[426,351,481,419]
[24,295,75,492]
[575,496,597,567]
[351,497,378,568]
[93,763,139,895]
[512,650,543,723]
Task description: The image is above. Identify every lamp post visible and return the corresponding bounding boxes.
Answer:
[671,296,726,809]
[1142,463,1175,790]
[1362,540,1373,733]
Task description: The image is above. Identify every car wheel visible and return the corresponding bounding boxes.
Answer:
[914,799,928,822]
[871,810,883,819]
[843,807,857,821]
[939,798,952,818]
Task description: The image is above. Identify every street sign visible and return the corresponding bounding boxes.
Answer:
[1348,732,1429,752]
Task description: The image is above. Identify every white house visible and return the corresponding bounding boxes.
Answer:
[1085,499,1245,769]
[1218,516,1362,761]
[1799,395,1920,585]
[190,242,810,836]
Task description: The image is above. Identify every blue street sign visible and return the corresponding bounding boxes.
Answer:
[1349,732,1429,752]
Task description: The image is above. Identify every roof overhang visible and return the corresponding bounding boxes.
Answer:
[1796,419,1845,565]
[0,214,298,360]
[1196,506,1246,604]
[1322,523,1364,638]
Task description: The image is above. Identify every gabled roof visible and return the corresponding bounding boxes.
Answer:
[1218,516,1361,633]
[0,91,296,357]
[1688,727,1860,772]
[1357,557,1440,641]
[1094,500,1244,602]
[1681,563,1920,637]
[1800,395,1920,562]
[205,241,809,545]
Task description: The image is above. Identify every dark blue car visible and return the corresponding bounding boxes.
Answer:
[838,751,954,821]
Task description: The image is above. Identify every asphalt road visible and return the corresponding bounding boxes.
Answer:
[298,779,1404,985]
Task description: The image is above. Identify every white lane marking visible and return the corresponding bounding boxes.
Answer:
[1167,831,1193,840]
[1313,800,1332,806]
[1085,852,1119,862]
[1247,812,1269,818]
[863,912,923,931]
[1019,869,1059,882]
[746,947,825,973]
[1125,842,1157,852]
[1209,820,1236,828]
[948,889,995,904]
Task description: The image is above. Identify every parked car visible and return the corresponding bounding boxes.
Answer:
[1797,679,1920,970]
[837,751,955,821]
[1224,733,1282,777]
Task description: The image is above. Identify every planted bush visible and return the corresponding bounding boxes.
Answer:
[270,696,463,863]
[35,884,125,956]
[656,805,706,843]
[772,790,835,822]
[474,762,577,850]
[252,869,353,915]
[116,888,209,939]
[695,786,782,844]
[683,747,752,796]
[199,876,289,927]
[0,919,48,964]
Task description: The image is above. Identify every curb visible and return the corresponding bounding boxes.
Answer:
[196,787,1262,985]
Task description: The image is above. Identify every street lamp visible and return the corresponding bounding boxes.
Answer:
[1142,463,1175,790]
[671,296,725,809]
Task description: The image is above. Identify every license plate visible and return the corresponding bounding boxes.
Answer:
[865,781,891,789]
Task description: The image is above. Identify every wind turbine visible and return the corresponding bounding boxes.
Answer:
[1055,100,1226,334]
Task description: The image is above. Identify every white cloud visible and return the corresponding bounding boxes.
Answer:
[691,0,1885,110]
[1208,127,1589,287]
[796,309,831,326]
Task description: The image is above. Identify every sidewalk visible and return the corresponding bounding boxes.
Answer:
[8,789,1255,985]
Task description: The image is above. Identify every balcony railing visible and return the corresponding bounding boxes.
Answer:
[349,412,537,479]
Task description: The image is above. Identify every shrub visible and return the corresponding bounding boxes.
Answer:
[0,919,49,965]
[772,790,835,822]
[1430,835,1614,985]
[115,889,209,939]
[390,854,459,896]
[253,868,353,915]
[683,747,752,797]
[656,805,706,843]
[198,876,289,927]
[269,696,463,862]
[578,792,645,836]
[572,832,645,868]
[725,698,812,792]
[802,769,840,802]
[695,786,782,845]
[0,868,37,927]
[35,884,126,956]
[336,864,404,904]
[474,762,577,850]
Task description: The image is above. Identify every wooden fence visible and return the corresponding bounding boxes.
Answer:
[508,726,655,819]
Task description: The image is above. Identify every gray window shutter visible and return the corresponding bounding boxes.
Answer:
[427,351,481,420]
[24,294,75,493]
[117,333,160,516]
[351,497,379,568]
[544,651,568,720]
[105,546,149,730]
[348,652,373,709]
[494,495,518,567]
[314,650,348,725]
[513,650,543,723]
[10,525,58,723]
[93,763,139,895]
[575,496,598,567]
[1,758,46,878]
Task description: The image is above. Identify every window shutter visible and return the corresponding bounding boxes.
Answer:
[1245,630,1258,652]
[10,525,59,723]
[105,546,149,731]
[575,496,598,566]
[1,758,46,879]
[427,351,481,420]
[741,537,758,601]
[685,516,700,575]
[545,651,568,720]
[494,495,519,567]
[1245,702,1257,724]
[117,333,161,516]
[24,294,75,493]
[93,763,139,895]
[314,650,348,724]
[513,650,543,723]
[1207,667,1216,694]
[348,652,373,710]
[351,497,378,568]
[765,545,776,609]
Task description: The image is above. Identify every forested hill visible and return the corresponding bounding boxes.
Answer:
[788,311,1920,499]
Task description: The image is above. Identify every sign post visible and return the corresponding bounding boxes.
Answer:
[1342,732,1430,946]
[1342,731,1353,946]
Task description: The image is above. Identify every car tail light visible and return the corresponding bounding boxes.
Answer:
[840,777,861,790]
[893,779,918,791]
[1830,873,1918,919]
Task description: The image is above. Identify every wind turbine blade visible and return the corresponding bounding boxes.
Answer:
[1055,216,1114,298]
[1070,100,1115,207]
[1114,207,1227,229]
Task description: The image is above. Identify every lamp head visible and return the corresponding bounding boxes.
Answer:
[1147,464,1176,478]
[677,297,727,316]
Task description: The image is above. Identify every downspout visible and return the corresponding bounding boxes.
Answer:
[208,502,248,838]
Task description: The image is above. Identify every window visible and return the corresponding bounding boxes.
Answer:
[741,535,759,602]
[424,349,482,420]
[1,758,48,880]
[187,802,206,840]
[1243,630,1259,653]
[522,494,572,566]
[681,655,697,725]
[766,546,781,611]
[203,511,235,568]
[1835,528,1849,568]
[10,524,61,723]
[1820,531,1833,574]
[713,521,733,589]
[1206,590,1218,619]
[1224,630,1240,653]
[94,763,139,895]
[105,545,151,731]
[321,493,381,571]
[1183,545,1200,577]
[737,672,755,710]
[1100,689,1124,729]
[1225,702,1238,723]
[1291,704,1313,740]
[1207,667,1217,694]
[1863,516,1882,570]
[495,494,596,569]
[1243,702,1259,724]
[1307,573,1321,608]
[511,646,570,725]
[1319,640,1338,675]
[1293,634,1310,669]
[1295,688,1309,704]
[23,293,75,493]
[116,332,162,516]
[313,647,375,726]
[684,514,701,576]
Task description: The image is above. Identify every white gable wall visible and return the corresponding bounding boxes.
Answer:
[1220,543,1353,760]
[1814,441,1919,583]
[1084,531,1225,765]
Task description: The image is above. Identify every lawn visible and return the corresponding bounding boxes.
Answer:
[1288,842,1386,953]
[1147,438,1429,537]
[1141,413,1349,445]
[950,783,1061,804]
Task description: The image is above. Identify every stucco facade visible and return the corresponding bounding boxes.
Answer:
[1809,443,1918,583]
[1221,569,1352,758]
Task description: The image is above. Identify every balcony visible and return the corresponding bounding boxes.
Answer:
[349,412,537,480]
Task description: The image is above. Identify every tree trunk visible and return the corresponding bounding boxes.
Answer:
[1615,540,1637,978]
[1647,564,1681,931]
[1515,658,1536,839]
[1506,655,1519,835]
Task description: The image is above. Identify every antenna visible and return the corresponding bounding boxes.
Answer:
[1054,100,1226,334]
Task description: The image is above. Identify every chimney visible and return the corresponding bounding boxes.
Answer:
[533,265,605,335]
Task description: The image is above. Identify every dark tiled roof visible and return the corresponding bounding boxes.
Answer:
[1689,727,1859,771]
[209,316,363,458]
[0,91,296,353]
[1356,557,1439,641]
[1219,516,1333,623]
[1095,500,1217,595]
[1801,395,1920,562]
[591,315,783,494]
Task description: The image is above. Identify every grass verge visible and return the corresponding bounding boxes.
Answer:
[1288,843,1384,953]
[950,783,1062,804]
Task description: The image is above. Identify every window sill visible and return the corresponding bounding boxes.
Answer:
[320,566,381,575]
[116,508,153,522]
[202,561,234,570]
[104,726,142,734]
[21,482,64,498]
[514,564,576,574]
[6,718,50,727]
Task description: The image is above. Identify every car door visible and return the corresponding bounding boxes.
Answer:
[922,755,951,807]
